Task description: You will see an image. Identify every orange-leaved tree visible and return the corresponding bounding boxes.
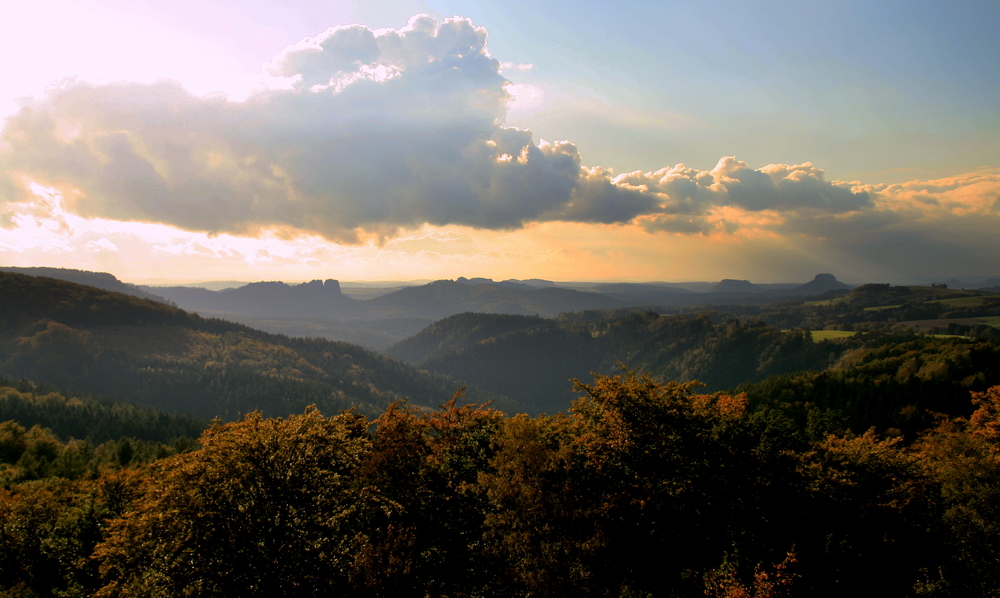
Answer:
[94,407,375,598]
[911,385,1000,597]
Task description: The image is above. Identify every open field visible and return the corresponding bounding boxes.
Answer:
[805,299,836,306]
[810,330,857,341]
[928,296,998,307]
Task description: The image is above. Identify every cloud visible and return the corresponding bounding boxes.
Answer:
[504,83,544,113]
[0,11,997,282]
[794,170,1000,272]
[86,238,118,252]
[0,13,877,244]
[543,166,661,224]
[1,15,582,242]
[610,157,873,235]
[499,62,534,72]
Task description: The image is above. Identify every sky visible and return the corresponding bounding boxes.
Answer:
[0,0,998,284]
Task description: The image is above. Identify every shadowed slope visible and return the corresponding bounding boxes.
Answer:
[0,272,513,419]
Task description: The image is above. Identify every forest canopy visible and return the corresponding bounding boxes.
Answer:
[3,372,1000,597]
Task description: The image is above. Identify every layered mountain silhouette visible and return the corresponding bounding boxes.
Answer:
[384,281,1000,414]
[5,267,999,417]
[5,267,859,349]
[385,310,845,414]
[141,273,859,319]
[146,278,628,321]
[945,278,1000,290]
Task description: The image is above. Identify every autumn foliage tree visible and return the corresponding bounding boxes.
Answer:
[94,408,375,598]
[910,385,1000,596]
[350,393,504,596]
[480,371,808,596]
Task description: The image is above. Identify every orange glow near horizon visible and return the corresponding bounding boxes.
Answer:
[3,170,1000,286]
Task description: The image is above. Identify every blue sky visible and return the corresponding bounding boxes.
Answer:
[183,0,999,181]
[0,0,997,283]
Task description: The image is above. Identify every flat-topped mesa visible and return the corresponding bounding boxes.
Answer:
[712,279,762,293]
[298,279,343,296]
[456,277,496,285]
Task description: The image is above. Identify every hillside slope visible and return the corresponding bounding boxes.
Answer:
[387,313,550,364]
[0,266,170,303]
[0,272,511,419]
[389,311,840,413]
[390,298,1000,423]
[0,377,208,444]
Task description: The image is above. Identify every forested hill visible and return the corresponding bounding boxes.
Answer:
[387,312,551,364]
[0,271,194,328]
[388,311,840,414]
[388,310,1000,426]
[0,272,511,419]
[0,266,169,304]
[0,376,208,444]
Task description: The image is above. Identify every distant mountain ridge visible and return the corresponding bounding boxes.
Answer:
[139,272,858,319]
[151,279,355,318]
[385,281,1000,414]
[711,279,762,293]
[5,267,999,419]
[362,280,626,319]
[792,273,852,295]
[455,277,536,290]
[10,267,860,317]
[945,278,1000,290]
[5,267,868,349]
[145,277,628,321]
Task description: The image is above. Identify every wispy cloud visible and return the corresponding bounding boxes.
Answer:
[498,62,534,72]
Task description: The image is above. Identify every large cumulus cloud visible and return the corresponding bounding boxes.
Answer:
[0,13,993,258]
[0,15,592,241]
